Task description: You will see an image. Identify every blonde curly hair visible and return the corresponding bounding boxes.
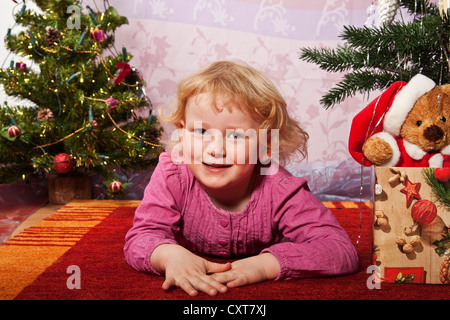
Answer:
[162,60,308,164]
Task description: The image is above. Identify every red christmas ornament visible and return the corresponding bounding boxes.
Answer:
[8,125,20,138]
[114,62,131,84]
[435,168,450,182]
[411,199,437,226]
[53,153,74,174]
[400,179,421,207]
[108,180,123,193]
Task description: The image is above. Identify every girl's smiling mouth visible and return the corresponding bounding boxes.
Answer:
[202,162,233,170]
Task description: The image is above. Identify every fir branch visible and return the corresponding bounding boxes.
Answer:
[0,1,162,186]
[319,70,397,109]
[0,162,35,184]
[300,45,361,73]
[299,0,449,109]
[399,0,438,17]
[433,230,450,256]
[423,168,450,211]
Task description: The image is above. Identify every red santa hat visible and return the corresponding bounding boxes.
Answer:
[348,74,436,166]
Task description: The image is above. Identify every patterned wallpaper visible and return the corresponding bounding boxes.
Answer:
[1,0,438,200]
[108,0,375,165]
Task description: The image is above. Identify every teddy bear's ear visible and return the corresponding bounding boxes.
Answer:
[383,74,435,137]
[439,84,450,103]
[440,83,450,95]
[416,86,444,109]
[424,84,450,112]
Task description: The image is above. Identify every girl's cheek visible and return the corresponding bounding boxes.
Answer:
[187,134,205,164]
[179,132,194,163]
[226,138,257,165]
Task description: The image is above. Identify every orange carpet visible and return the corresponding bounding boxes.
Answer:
[0,200,139,300]
[1,200,449,301]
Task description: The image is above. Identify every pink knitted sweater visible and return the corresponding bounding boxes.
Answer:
[124,152,358,280]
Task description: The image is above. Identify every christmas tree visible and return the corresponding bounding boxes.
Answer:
[0,1,162,193]
[300,0,450,109]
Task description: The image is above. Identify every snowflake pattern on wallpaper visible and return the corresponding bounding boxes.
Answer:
[193,0,235,26]
[254,0,295,36]
[316,0,350,38]
[148,0,174,18]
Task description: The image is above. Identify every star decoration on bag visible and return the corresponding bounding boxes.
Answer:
[400,179,421,207]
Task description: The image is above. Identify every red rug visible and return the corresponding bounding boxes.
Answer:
[2,201,449,300]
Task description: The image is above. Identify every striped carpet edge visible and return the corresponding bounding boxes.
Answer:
[0,200,371,300]
[0,200,140,300]
[323,201,372,210]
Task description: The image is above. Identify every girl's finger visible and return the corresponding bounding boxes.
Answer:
[189,276,219,296]
[177,277,198,297]
[161,277,175,291]
[205,261,232,274]
[199,274,228,294]
[225,278,245,288]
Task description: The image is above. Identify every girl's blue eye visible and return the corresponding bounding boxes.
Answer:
[194,128,207,135]
[229,132,244,140]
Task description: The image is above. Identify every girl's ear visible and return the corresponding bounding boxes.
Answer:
[170,121,185,164]
[178,120,185,142]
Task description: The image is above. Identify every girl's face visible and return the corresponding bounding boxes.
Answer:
[180,92,260,194]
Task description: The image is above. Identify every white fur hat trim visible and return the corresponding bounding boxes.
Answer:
[383,74,436,137]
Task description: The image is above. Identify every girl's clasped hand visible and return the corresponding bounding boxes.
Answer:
[152,244,280,296]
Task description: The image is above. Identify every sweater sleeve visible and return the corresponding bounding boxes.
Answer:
[261,176,359,280]
[123,152,185,275]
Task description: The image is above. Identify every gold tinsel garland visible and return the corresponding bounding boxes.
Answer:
[25,41,161,150]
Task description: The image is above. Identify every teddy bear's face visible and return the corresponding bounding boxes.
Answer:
[400,86,449,153]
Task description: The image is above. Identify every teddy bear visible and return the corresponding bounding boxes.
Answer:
[348,74,450,168]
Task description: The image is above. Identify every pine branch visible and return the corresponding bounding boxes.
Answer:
[423,168,450,210]
[300,45,362,73]
[299,0,449,108]
[400,0,438,16]
[0,162,36,183]
[320,70,398,109]
[0,1,162,186]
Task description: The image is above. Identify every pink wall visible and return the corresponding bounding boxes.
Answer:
[109,0,377,166]
[106,0,442,201]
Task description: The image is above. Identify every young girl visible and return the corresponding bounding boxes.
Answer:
[124,60,358,296]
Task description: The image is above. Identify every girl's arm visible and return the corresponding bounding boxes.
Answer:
[123,153,231,296]
[211,252,280,288]
[262,178,359,280]
[123,153,183,274]
[213,177,358,287]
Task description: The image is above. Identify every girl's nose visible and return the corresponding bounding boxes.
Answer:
[206,133,225,158]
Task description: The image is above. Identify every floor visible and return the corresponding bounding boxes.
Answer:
[9,204,63,239]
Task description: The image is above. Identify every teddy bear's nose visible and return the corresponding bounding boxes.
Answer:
[423,124,444,142]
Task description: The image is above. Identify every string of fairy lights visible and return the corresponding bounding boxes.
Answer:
[1,0,161,175]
